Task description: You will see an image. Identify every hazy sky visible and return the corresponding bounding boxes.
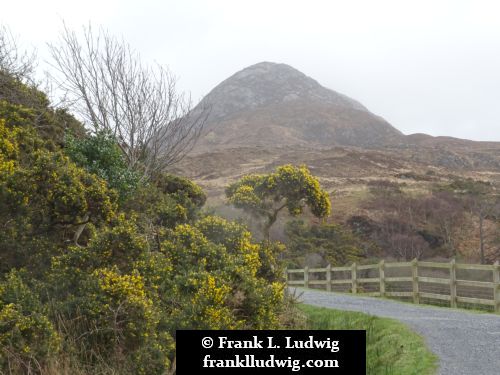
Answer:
[2,0,499,141]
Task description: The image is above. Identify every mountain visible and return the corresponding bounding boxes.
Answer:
[192,62,403,151]
[175,62,500,198]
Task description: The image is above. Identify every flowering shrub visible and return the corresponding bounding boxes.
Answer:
[0,272,60,373]
[0,71,288,374]
[226,164,331,238]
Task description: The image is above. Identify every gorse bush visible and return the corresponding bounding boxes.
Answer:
[0,271,61,374]
[226,164,331,239]
[0,136,117,272]
[0,71,84,146]
[285,220,364,268]
[0,69,288,374]
[161,217,285,330]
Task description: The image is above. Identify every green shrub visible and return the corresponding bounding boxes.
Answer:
[285,220,363,267]
[0,271,60,373]
[65,131,141,201]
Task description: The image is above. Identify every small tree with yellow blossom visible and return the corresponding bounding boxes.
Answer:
[226,165,331,239]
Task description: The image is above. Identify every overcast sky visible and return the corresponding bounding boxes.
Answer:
[2,0,499,141]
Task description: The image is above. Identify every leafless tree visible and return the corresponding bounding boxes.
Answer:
[445,179,500,263]
[463,193,500,264]
[48,24,208,179]
[376,216,429,260]
[0,24,36,81]
[416,192,466,257]
[389,233,429,261]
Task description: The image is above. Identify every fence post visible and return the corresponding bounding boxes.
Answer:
[450,258,457,308]
[351,263,357,294]
[304,266,309,289]
[379,260,385,298]
[412,258,419,304]
[284,267,288,285]
[326,264,332,292]
[494,261,500,313]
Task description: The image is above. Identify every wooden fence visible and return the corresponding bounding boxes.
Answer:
[286,259,500,313]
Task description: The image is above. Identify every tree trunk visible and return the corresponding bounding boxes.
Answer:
[166,356,176,375]
[263,221,272,241]
[73,213,90,247]
[264,203,288,241]
[479,213,485,264]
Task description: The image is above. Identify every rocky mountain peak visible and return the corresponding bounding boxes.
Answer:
[201,61,367,122]
[192,62,403,151]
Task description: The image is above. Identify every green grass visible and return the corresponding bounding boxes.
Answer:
[299,304,438,375]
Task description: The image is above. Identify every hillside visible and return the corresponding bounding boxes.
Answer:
[179,62,500,192]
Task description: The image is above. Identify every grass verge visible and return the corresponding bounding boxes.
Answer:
[299,304,437,375]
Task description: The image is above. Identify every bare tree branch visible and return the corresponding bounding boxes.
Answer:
[0,24,37,81]
[48,23,208,179]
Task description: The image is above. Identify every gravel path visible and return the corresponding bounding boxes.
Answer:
[293,288,500,375]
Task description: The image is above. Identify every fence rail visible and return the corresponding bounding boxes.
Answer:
[286,259,500,313]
